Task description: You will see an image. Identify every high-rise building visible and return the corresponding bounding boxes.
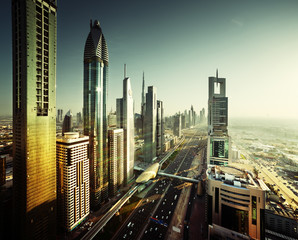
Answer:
[116,77,135,184]
[141,72,146,137]
[108,129,124,196]
[12,0,57,238]
[144,86,157,163]
[108,111,117,128]
[0,156,5,186]
[207,70,230,166]
[62,110,73,135]
[76,112,82,126]
[156,100,164,156]
[83,20,109,206]
[181,114,186,129]
[56,132,90,231]
[57,109,63,123]
[173,114,181,137]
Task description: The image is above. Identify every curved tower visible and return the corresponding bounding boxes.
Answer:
[83,20,109,207]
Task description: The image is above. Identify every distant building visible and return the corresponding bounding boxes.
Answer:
[0,155,5,186]
[83,20,109,206]
[108,111,117,128]
[207,70,230,166]
[57,109,63,123]
[206,165,267,239]
[156,100,164,156]
[62,110,73,135]
[173,114,181,137]
[116,77,135,184]
[76,112,82,126]
[144,86,157,163]
[56,132,90,231]
[141,72,146,138]
[12,0,57,238]
[181,114,186,129]
[108,129,124,196]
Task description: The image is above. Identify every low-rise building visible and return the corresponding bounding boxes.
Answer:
[206,165,268,239]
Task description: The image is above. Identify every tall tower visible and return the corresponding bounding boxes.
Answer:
[144,86,157,163]
[108,129,124,196]
[12,0,57,238]
[116,77,135,184]
[62,109,73,135]
[141,72,146,137]
[207,70,230,166]
[156,100,164,155]
[56,133,90,231]
[83,20,109,207]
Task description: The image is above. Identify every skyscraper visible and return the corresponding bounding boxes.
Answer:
[173,114,181,137]
[156,100,164,155]
[116,77,135,184]
[141,72,146,137]
[108,129,124,196]
[56,133,90,231]
[12,0,57,238]
[83,20,109,207]
[144,86,157,163]
[57,109,63,123]
[207,70,230,166]
[62,109,73,135]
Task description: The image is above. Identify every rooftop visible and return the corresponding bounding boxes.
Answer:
[207,165,269,191]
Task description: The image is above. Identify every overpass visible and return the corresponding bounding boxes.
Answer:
[135,163,199,184]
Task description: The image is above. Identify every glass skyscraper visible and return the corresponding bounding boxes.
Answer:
[12,0,57,238]
[83,20,109,207]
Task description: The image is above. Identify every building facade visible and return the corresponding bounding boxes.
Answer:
[116,77,135,184]
[12,0,57,238]
[144,86,157,163]
[83,20,109,206]
[207,70,230,166]
[62,110,73,135]
[206,166,267,239]
[56,133,90,231]
[173,114,181,138]
[156,100,164,156]
[108,129,124,196]
[0,156,5,186]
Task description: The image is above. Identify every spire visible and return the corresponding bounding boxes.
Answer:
[216,69,218,80]
[124,64,127,78]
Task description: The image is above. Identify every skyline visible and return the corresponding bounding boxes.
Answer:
[1,0,298,118]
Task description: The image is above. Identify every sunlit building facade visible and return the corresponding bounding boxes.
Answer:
[83,20,109,206]
[156,100,164,156]
[56,133,90,231]
[116,77,135,184]
[12,0,57,238]
[108,129,124,196]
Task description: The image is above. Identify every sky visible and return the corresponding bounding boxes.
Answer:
[0,0,298,119]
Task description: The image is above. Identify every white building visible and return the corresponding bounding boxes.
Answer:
[108,129,124,196]
[116,77,135,184]
[56,132,90,231]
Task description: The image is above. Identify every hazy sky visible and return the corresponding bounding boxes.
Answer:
[1,0,298,118]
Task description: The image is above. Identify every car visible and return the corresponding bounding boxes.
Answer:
[123,234,127,239]
[129,231,132,235]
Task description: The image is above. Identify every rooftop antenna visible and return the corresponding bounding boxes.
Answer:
[90,19,92,30]
[216,68,218,80]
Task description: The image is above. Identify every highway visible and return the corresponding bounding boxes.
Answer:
[81,184,139,240]
[112,127,204,240]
